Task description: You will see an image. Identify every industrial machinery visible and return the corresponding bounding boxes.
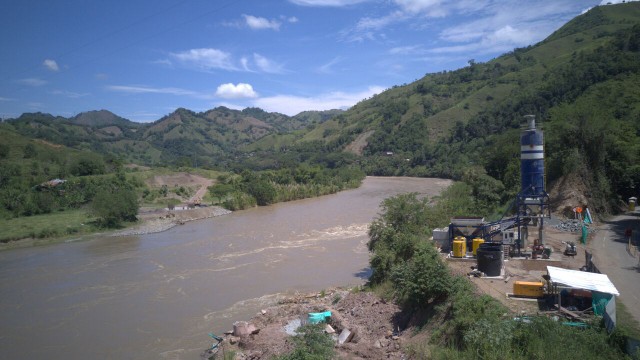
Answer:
[563,241,577,257]
[515,115,551,255]
[447,115,550,258]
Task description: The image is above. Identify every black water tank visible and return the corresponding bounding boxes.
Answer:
[477,243,503,277]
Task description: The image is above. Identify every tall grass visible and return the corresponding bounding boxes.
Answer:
[0,209,97,243]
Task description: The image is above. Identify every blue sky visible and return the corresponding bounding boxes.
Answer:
[0,0,628,122]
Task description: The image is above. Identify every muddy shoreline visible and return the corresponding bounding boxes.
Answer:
[0,206,232,251]
[110,206,232,237]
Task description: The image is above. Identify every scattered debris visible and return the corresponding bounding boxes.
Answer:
[325,324,335,334]
[283,318,302,336]
[338,328,354,345]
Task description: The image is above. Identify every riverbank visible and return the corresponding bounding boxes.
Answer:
[212,287,409,360]
[111,206,232,237]
[0,206,232,251]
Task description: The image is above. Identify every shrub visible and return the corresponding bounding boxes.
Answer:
[275,324,335,360]
[91,187,138,227]
[391,241,452,307]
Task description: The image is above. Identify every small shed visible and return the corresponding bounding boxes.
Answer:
[547,266,619,331]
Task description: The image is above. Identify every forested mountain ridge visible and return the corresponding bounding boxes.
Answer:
[2,107,342,167]
[288,2,640,213]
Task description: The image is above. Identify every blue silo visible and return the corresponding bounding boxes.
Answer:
[520,115,545,196]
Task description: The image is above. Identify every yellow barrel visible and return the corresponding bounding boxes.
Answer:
[472,238,485,256]
[452,237,466,258]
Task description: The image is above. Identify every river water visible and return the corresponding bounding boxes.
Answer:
[0,177,451,359]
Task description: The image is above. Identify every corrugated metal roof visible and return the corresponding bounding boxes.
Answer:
[547,266,619,296]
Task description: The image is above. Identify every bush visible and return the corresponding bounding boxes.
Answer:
[275,324,335,360]
[222,191,256,211]
[391,241,452,307]
[91,187,138,227]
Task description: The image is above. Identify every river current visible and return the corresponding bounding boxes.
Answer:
[0,176,451,359]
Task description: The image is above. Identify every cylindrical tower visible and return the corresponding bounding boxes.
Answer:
[520,115,545,196]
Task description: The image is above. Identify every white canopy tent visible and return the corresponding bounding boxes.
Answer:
[546,266,619,296]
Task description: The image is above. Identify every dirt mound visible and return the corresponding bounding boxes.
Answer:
[219,289,407,359]
[547,173,590,216]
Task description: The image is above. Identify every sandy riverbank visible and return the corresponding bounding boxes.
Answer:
[111,206,232,237]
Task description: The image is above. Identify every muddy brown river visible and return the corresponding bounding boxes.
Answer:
[0,177,451,359]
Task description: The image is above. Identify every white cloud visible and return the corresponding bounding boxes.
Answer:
[243,14,281,30]
[51,90,90,98]
[0,97,15,101]
[389,45,424,55]
[289,0,369,6]
[153,59,173,66]
[253,86,385,116]
[253,53,286,74]
[215,83,258,99]
[43,59,59,72]
[18,78,47,87]
[317,56,343,74]
[240,57,251,71]
[394,0,445,16]
[288,16,299,23]
[27,102,44,109]
[168,48,283,74]
[170,48,237,71]
[356,11,406,31]
[107,85,203,97]
[95,73,109,80]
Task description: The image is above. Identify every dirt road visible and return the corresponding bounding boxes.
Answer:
[588,212,640,324]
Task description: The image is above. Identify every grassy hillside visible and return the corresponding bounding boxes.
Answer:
[288,3,640,213]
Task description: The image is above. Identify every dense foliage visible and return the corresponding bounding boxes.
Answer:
[91,177,139,228]
[368,191,629,359]
[208,165,365,210]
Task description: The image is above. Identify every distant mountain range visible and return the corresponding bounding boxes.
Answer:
[2,107,343,166]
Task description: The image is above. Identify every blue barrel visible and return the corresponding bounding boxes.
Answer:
[520,115,545,196]
[476,243,503,277]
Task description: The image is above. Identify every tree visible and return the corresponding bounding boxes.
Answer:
[0,143,9,159]
[91,187,138,227]
[23,143,37,159]
[245,178,277,206]
[70,153,106,176]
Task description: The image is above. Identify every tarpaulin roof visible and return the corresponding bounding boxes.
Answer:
[547,266,619,296]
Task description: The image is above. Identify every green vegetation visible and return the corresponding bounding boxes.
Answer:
[274,324,335,360]
[0,209,96,243]
[2,4,640,244]
[367,190,630,359]
[208,166,365,211]
[91,186,138,227]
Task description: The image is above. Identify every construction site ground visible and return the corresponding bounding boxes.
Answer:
[216,214,640,359]
[446,221,590,315]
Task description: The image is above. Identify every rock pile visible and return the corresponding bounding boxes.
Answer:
[552,219,596,233]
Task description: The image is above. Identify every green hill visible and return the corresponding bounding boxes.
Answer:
[283,2,640,212]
